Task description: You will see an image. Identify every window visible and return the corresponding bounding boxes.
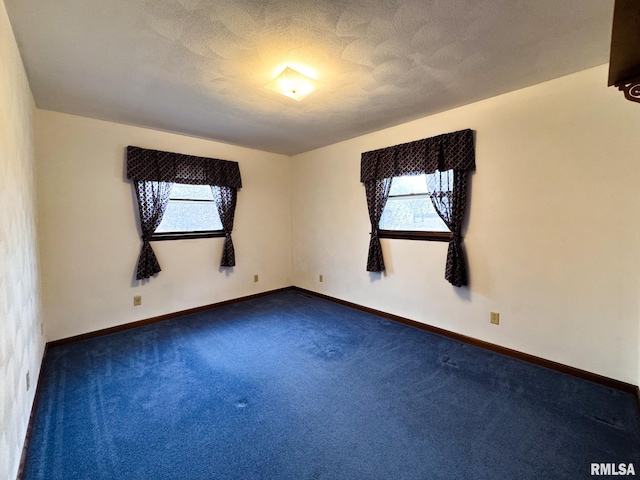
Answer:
[379,173,452,242]
[128,145,242,278]
[152,184,224,241]
[360,129,474,284]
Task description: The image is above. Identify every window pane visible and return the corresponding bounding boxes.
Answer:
[156,200,222,232]
[379,194,450,232]
[388,174,429,195]
[170,183,214,200]
[156,197,222,233]
[155,184,221,234]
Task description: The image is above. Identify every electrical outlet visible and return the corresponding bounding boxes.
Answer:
[319,274,323,283]
[26,371,30,391]
[254,274,259,283]
[133,295,142,306]
[490,312,500,325]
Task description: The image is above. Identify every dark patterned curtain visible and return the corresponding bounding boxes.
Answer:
[127,146,242,279]
[365,178,392,272]
[127,146,242,189]
[360,129,475,286]
[426,170,468,287]
[212,186,237,267]
[134,180,173,280]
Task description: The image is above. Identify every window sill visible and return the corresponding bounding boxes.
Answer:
[150,231,225,241]
[378,230,451,242]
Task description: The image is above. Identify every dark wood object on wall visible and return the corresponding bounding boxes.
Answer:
[609,0,640,104]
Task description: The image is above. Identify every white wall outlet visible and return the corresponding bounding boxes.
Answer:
[490,312,500,325]
[319,274,323,282]
[133,295,142,306]
[254,274,259,283]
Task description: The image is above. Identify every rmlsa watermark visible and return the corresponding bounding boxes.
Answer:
[591,463,636,476]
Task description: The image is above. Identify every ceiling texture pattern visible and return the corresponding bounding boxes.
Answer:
[6,0,613,155]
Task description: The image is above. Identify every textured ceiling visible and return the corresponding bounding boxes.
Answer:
[6,0,613,155]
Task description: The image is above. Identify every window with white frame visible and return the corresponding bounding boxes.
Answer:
[379,172,452,241]
[153,184,223,240]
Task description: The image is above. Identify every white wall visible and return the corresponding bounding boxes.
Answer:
[0,0,45,478]
[36,110,292,341]
[292,65,640,385]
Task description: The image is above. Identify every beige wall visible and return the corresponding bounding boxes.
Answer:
[0,0,45,478]
[36,110,292,341]
[36,66,640,387]
[292,65,640,385]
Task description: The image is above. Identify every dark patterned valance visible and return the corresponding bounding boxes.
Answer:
[360,129,475,183]
[127,146,242,189]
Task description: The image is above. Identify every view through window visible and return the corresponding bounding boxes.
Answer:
[379,173,450,233]
[155,184,222,234]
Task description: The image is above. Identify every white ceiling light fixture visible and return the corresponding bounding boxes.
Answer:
[264,66,324,101]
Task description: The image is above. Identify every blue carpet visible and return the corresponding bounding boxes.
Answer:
[24,291,639,479]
